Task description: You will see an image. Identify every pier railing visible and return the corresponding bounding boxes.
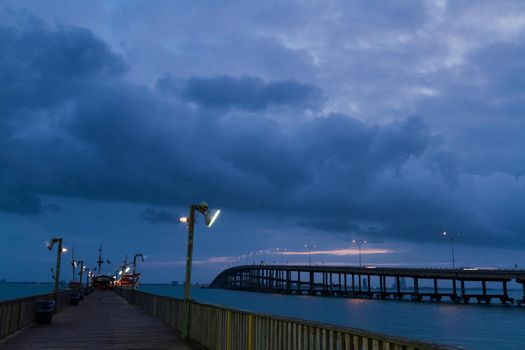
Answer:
[0,290,69,340]
[115,288,459,350]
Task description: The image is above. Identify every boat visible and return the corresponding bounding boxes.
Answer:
[92,245,115,290]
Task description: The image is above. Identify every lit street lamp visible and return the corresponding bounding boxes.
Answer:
[71,246,76,283]
[45,237,66,295]
[305,244,316,266]
[179,201,220,338]
[442,232,460,270]
[77,260,84,289]
[276,248,287,265]
[132,253,145,288]
[352,240,367,267]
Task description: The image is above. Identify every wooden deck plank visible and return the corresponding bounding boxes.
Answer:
[0,291,201,349]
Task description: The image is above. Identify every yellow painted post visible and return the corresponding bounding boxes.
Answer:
[248,314,254,350]
[226,310,232,350]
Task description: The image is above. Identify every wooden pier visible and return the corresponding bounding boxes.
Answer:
[0,289,461,349]
[210,265,525,305]
[0,291,199,349]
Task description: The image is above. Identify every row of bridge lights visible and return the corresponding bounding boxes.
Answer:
[231,232,458,269]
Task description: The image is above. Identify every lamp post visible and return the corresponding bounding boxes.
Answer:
[304,244,316,266]
[442,232,460,270]
[46,237,66,295]
[132,253,144,288]
[71,246,76,283]
[85,269,91,289]
[77,260,84,290]
[179,201,220,339]
[276,248,287,265]
[352,240,367,267]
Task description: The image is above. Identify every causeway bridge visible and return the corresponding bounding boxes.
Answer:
[210,265,525,305]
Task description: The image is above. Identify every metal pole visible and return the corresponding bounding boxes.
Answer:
[182,205,196,339]
[184,205,196,301]
[71,246,75,282]
[358,244,362,267]
[451,239,456,270]
[78,261,84,290]
[133,255,137,282]
[54,239,63,294]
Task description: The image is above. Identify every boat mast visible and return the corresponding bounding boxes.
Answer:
[97,244,104,275]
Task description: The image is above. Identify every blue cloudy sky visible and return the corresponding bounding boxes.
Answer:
[1,1,525,283]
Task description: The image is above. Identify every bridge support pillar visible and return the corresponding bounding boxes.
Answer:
[460,280,468,303]
[309,271,314,295]
[414,277,420,301]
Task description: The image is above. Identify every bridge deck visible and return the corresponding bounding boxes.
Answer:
[0,291,199,350]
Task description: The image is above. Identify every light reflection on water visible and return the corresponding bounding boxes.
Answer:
[142,285,525,350]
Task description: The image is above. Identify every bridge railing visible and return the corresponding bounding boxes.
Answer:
[115,288,459,350]
[0,290,69,340]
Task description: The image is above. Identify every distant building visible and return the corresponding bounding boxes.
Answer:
[170,281,179,286]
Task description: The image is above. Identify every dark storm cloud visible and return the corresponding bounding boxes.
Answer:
[0,190,41,215]
[142,209,178,225]
[0,16,126,112]
[1,11,524,248]
[158,74,323,111]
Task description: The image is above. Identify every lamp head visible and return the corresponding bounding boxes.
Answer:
[205,209,221,227]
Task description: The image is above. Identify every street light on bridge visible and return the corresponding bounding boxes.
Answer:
[442,232,460,270]
[352,239,367,267]
[304,244,316,266]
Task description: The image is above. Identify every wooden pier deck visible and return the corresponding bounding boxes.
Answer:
[0,291,200,350]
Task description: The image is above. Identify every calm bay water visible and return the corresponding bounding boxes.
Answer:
[142,285,525,350]
[0,283,53,301]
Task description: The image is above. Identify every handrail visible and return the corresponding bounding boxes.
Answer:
[0,290,70,339]
[115,288,462,350]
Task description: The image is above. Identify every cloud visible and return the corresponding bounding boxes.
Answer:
[142,209,179,225]
[158,74,323,111]
[0,9,525,249]
[0,15,126,113]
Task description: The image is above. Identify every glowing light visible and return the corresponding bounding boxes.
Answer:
[284,248,393,256]
[180,217,188,223]
[205,209,221,227]
[62,247,68,253]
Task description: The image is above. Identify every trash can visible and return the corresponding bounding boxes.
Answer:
[36,300,55,324]
[69,293,81,305]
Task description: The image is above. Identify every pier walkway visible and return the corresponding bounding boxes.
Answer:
[0,291,199,350]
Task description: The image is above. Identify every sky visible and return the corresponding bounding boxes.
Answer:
[1,1,525,283]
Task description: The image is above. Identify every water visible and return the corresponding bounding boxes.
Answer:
[141,285,525,350]
[0,283,53,301]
